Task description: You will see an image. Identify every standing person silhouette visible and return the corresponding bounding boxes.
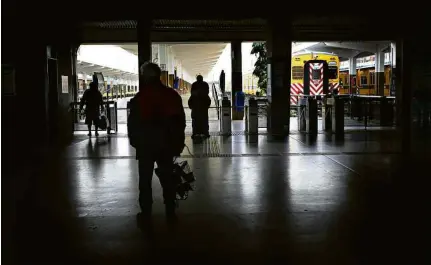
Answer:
[189,75,211,139]
[128,62,186,228]
[80,82,104,136]
[219,70,225,95]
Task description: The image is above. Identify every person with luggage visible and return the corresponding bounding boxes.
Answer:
[80,82,104,136]
[128,62,186,227]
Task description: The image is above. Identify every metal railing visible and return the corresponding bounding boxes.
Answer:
[288,94,396,130]
[71,94,398,134]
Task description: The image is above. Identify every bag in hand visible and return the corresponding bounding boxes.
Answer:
[98,114,108,130]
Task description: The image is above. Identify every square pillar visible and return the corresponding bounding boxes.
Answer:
[390,42,397,97]
[349,57,357,94]
[138,19,152,88]
[397,39,413,153]
[231,41,243,120]
[266,19,292,136]
[375,47,385,96]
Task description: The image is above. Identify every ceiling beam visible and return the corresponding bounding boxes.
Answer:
[79,27,265,43]
[323,42,388,53]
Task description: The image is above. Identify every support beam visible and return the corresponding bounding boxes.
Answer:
[375,46,385,96]
[267,19,292,136]
[399,39,412,154]
[158,44,169,85]
[231,41,243,120]
[349,57,357,94]
[324,42,386,53]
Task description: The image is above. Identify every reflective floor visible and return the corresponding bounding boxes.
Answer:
[5,131,431,265]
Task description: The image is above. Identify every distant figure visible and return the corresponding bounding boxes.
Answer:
[189,75,211,139]
[219,70,225,95]
[173,76,179,89]
[80,82,104,136]
[128,62,186,227]
[191,74,210,95]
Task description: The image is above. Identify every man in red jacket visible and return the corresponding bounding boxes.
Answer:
[128,62,186,227]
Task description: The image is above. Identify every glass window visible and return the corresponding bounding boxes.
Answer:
[328,66,338,79]
[360,76,367,86]
[312,69,321,80]
[292,66,304,80]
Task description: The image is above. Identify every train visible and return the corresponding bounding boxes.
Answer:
[77,78,138,101]
[291,52,340,105]
[339,60,392,96]
[290,52,393,105]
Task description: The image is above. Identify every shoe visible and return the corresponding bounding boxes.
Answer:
[95,132,99,136]
[87,133,92,137]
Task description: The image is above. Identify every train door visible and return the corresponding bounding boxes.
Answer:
[303,60,329,96]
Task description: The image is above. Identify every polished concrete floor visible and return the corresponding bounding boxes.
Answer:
[5,130,431,265]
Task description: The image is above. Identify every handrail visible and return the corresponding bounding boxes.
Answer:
[212,83,220,120]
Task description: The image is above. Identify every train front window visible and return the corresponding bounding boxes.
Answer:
[312,69,321,80]
[328,66,338,79]
[292,66,304,80]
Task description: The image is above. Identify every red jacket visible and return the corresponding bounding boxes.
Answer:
[128,82,186,158]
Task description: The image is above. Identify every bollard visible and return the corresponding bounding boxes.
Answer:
[221,97,232,135]
[322,96,333,131]
[332,96,344,136]
[297,96,307,132]
[247,98,258,134]
[306,97,318,134]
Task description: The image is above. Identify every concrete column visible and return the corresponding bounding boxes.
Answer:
[375,46,385,96]
[390,42,397,97]
[349,57,357,94]
[158,44,169,85]
[266,19,292,136]
[138,19,152,88]
[397,39,412,153]
[151,44,159,63]
[167,46,175,74]
[167,46,175,87]
[231,41,243,120]
[49,44,77,144]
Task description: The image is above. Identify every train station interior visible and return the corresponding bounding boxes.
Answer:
[2,9,431,265]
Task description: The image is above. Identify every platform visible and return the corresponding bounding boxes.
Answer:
[6,130,431,265]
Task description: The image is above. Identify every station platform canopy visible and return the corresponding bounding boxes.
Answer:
[292,41,392,61]
[119,43,226,78]
[77,45,138,84]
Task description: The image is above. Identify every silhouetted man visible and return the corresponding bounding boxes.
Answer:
[189,75,211,138]
[128,62,186,227]
[219,70,225,95]
[80,82,104,136]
